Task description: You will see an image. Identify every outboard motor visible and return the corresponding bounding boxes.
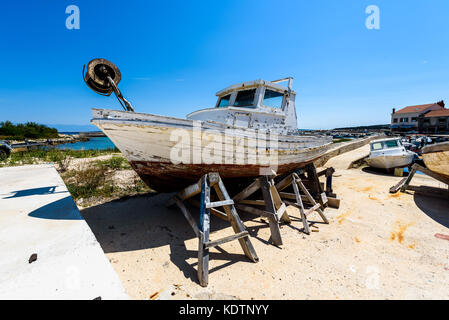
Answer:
[83,58,135,112]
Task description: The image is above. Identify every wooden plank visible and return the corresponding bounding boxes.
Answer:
[400,165,417,193]
[198,175,210,287]
[235,204,274,218]
[304,203,321,216]
[317,168,327,177]
[177,178,202,201]
[271,184,291,224]
[292,175,310,235]
[390,177,408,193]
[205,231,249,249]
[187,199,229,221]
[275,174,293,192]
[305,163,323,195]
[279,192,315,204]
[174,198,200,238]
[233,179,261,203]
[320,192,328,207]
[208,172,220,186]
[279,192,297,200]
[240,199,266,206]
[276,203,287,220]
[327,197,340,209]
[214,179,259,263]
[260,176,283,246]
[206,199,234,208]
[296,177,329,224]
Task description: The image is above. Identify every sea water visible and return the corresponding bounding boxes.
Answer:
[57,136,116,151]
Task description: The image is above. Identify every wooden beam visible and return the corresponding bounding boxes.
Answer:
[390,177,408,193]
[235,204,275,218]
[292,174,310,235]
[206,199,234,208]
[187,199,229,221]
[214,179,259,263]
[304,203,321,216]
[205,231,249,249]
[174,198,200,238]
[275,174,294,192]
[400,165,417,193]
[233,179,261,203]
[260,176,283,246]
[327,197,340,209]
[198,175,211,287]
[239,199,266,206]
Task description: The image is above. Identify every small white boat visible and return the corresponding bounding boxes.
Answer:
[366,138,416,170]
[422,141,449,179]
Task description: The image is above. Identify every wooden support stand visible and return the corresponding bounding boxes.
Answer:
[317,166,340,209]
[167,172,258,287]
[233,175,291,246]
[275,163,330,234]
[390,163,449,197]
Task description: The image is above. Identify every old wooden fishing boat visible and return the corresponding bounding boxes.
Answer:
[422,141,449,179]
[84,59,332,192]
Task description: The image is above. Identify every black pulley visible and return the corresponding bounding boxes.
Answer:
[83,58,121,96]
[83,58,135,112]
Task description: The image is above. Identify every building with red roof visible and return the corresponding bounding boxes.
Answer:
[391,101,449,133]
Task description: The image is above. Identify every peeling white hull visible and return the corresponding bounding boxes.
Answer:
[366,153,415,170]
[91,108,332,191]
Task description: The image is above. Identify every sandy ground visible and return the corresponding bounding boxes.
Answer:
[81,146,449,300]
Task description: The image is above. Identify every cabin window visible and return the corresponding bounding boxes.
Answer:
[263,89,284,109]
[371,142,383,151]
[384,140,399,148]
[233,89,256,107]
[218,94,231,108]
[411,117,418,122]
[400,118,408,123]
[392,118,398,123]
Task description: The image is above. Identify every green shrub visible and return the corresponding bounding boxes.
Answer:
[0,121,58,140]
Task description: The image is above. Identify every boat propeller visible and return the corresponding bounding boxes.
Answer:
[83,58,135,112]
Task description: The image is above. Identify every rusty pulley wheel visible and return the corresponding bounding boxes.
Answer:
[83,58,122,96]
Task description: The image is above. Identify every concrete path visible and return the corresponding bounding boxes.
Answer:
[325,144,370,170]
[0,165,128,300]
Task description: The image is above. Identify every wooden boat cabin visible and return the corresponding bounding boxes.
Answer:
[186,78,298,135]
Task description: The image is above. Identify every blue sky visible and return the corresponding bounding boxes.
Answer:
[1,0,448,130]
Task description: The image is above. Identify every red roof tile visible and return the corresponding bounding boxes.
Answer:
[395,103,442,114]
[424,109,449,117]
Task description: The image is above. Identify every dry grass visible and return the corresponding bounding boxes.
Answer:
[61,156,153,208]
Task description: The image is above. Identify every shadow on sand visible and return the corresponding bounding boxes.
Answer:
[361,166,410,177]
[412,187,449,229]
[81,192,278,285]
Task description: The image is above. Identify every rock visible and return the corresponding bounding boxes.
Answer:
[28,253,37,264]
